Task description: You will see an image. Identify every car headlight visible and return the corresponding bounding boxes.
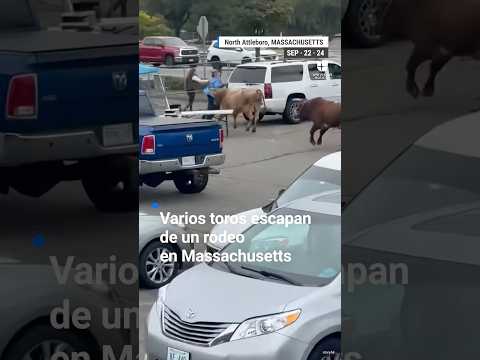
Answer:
[230,310,301,341]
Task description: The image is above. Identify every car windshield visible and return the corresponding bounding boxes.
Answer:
[219,208,340,286]
[277,165,341,207]
[343,145,480,243]
[229,67,266,83]
[163,38,188,47]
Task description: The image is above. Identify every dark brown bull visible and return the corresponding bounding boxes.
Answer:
[298,98,341,146]
[382,0,480,98]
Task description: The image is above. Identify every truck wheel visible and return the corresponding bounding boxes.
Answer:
[3,324,97,360]
[82,156,137,212]
[140,241,180,289]
[345,0,385,47]
[283,99,303,124]
[165,55,174,66]
[174,171,209,194]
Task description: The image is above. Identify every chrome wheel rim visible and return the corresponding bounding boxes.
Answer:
[145,247,176,284]
[290,102,301,121]
[22,340,74,360]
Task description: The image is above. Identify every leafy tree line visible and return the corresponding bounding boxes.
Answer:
[140,0,341,38]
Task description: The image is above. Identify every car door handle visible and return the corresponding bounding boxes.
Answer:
[330,84,339,87]
[311,84,319,88]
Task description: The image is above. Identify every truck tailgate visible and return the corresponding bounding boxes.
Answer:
[0,31,137,134]
[140,117,222,160]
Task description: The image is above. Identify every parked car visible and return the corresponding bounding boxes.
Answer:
[146,192,341,360]
[139,76,225,194]
[343,112,480,359]
[228,60,341,123]
[140,36,199,66]
[0,260,132,360]
[139,213,194,289]
[208,151,341,252]
[343,0,389,47]
[207,40,279,64]
[0,0,138,212]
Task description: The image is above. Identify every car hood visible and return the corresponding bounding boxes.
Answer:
[209,207,264,249]
[164,263,314,323]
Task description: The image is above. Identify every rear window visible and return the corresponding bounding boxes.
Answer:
[271,65,303,83]
[229,67,266,83]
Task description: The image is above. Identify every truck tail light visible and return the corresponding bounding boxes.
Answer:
[141,135,156,155]
[264,83,272,99]
[219,128,224,149]
[6,74,38,119]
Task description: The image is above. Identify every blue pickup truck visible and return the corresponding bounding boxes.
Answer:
[0,2,137,211]
[139,66,225,193]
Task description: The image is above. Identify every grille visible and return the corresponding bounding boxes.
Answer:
[181,49,198,56]
[162,306,234,346]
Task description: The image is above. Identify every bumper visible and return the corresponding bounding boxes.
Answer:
[174,56,200,64]
[263,98,285,114]
[146,305,309,360]
[140,153,225,175]
[0,129,136,166]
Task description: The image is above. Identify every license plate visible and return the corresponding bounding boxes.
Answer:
[102,123,133,147]
[188,58,194,62]
[167,347,190,360]
[182,156,196,166]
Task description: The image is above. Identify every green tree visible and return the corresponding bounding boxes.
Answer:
[139,10,173,38]
[143,0,194,36]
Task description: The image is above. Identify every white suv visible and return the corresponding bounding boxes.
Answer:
[207,40,279,64]
[227,60,341,123]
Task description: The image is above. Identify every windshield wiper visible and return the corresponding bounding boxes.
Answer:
[240,265,300,286]
[216,261,257,279]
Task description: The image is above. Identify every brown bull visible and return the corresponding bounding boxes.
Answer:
[383,0,480,98]
[213,88,265,133]
[298,98,341,146]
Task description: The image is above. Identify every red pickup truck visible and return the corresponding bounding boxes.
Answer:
[139,36,199,66]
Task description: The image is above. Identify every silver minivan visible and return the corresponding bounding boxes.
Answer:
[146,191,341,360]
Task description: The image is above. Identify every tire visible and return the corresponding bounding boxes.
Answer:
[283,98,303,124]
[345,0,385,47]
[165,55,174,66]
[139,241,180,289]
[210,55,220,63]
[82,157,137,212]
[173,171,209,194]
[241,57,252,64]
[308,336,341,360]
[3,324,97,360]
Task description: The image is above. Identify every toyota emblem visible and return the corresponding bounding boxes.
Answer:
[186,133,193,143]
[186,308,196,320]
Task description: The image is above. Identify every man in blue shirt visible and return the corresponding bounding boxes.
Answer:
[203,70,225,119]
